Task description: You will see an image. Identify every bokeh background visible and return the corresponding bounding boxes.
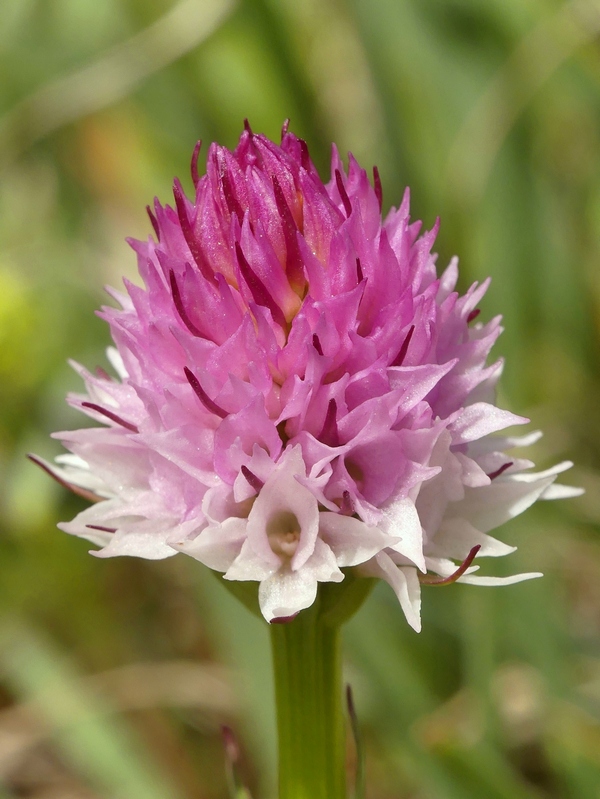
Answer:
[0,0,599,796]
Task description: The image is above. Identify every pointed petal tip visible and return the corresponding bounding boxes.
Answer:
[27,453,102,504]
[409,617,422,633]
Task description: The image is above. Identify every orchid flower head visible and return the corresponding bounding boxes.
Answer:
[40,122,582,630]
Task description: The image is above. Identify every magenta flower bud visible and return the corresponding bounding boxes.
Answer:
[42,123,581,630]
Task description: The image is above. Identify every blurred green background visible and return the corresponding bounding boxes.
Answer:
[0,0,598,796]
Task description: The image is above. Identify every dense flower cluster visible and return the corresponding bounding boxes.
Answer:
[39,123,579,629]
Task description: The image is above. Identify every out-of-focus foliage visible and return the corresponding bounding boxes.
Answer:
[0,0,598,796]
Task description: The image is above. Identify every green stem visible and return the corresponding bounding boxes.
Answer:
[218,571,374,797]
[270,596,345,799]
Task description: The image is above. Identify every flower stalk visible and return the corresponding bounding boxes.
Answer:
[269,576,374,799]
[271,599,344,799]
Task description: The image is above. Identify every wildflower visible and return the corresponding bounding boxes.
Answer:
[37,122,581,630]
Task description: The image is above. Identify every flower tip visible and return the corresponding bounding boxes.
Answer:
[145,205,159,239]
[410,617,423,634]
[172,175,185,199]
[372,165,382,212]
[27,453,102,504]
[335,169,352,218]
[191,140,202,187]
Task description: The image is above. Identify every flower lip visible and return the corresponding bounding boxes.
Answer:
[267,510,301,559]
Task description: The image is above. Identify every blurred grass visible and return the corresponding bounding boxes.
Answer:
[0,0,598,796]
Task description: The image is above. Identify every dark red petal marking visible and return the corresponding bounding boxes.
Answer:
[234,243,287,329]
[217,152,244,224]
[184,366,227,419]
[373,165,382,212]
[95,366,111,380]
[392,325,415,367]
[146,205,160,239]
[340,490,354,516]
[299,139,311,171]
[81,402,139,433]
[270,614,299,624]
[27,454,102,504]
[172,179,216,285]
[86,524,117,533]
[243,118,253,135]
[487,461,514,481]
[319,399,339,446]
[169,270,205,337]
[467,308,481,323]
[272,175,305,289]
[335,169,352,218]
[356,257,364,283]
[241,464,264,493]
[190,140,202,188]
[312,334,323,356]
[420,545,481,586]
[79,399,134,431]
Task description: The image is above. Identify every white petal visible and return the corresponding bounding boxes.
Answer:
[457,572,543,586]
[202,483,252,525]
[301,538,345,582]
[450,475,556,534]
[104,285,134,312]
[501,430,543,448]
[106,346,128,379]
[468,430,543,456]
[430,518,516,559]
[318,512,393,567]
[450,402,528,444]
[509,460,573,483]
[224,539,278,581]
[175,517,247,572]
[437,256,459,301]
[57,521,113,548]
[258,568,319,622]
[541,483,584,500]
[360,552,422,632]
[378,497,426,572]
[93,524,179,559]
[454,452,490,488]
[56,498,125,537]
[45,454,114,498]
[503,462,583,501]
